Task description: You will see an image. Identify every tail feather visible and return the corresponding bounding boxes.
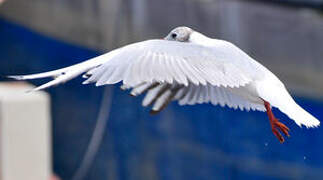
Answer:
[257,80,320,128]
[285,103,320,128]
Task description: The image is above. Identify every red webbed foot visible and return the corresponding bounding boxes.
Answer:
[264,100,290,143]
[271,119,290,143]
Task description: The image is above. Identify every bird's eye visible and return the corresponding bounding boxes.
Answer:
[171,33,177,39]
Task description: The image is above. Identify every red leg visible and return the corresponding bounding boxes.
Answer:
[264,101,290,143]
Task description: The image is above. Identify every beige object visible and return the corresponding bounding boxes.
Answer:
[0,82,51,180]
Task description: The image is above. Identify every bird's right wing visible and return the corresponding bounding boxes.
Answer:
[8,39,253,91]
[84,40,253,88]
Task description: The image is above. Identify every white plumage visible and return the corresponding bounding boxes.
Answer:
[8,26,320,142]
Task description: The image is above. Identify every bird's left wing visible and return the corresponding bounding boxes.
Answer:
[126,82,266,114]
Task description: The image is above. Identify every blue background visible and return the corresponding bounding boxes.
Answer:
[1,18,323,180]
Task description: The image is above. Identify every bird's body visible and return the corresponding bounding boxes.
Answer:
[9,26,320,143]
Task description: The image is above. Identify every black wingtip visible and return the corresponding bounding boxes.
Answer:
[149,110,160,115]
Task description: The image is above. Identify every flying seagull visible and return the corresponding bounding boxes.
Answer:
[8,26,320,143]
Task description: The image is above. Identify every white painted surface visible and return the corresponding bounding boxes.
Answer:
[0,82,51,180]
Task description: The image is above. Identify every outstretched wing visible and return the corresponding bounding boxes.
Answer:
[83,40,252,88]
[9,40,254,91]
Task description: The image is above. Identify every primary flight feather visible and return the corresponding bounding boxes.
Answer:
[9,26,320,143]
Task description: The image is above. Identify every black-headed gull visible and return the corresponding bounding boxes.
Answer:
[9,26,320,143]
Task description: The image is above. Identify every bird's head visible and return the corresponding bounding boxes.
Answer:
[164,26,194,42]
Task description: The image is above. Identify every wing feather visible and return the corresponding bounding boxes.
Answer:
[181,84,265,111]
[129,82,265,113]
[12,40,257,92]
[87,40,252,88]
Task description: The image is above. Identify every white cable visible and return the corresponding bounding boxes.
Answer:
[71,1,125,178]
[71,87,113,180]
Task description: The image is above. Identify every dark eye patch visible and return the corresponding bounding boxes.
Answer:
[171,33,177,39]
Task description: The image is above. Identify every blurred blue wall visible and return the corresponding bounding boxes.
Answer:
[1,17,323,180]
